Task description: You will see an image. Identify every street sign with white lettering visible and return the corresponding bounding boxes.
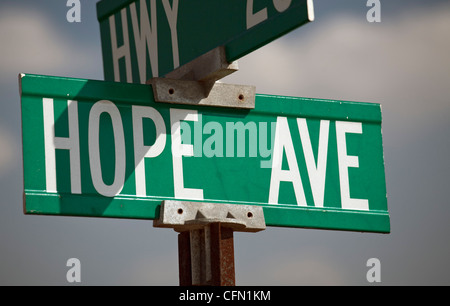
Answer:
[20,74,389,233]
[96,0,314,83]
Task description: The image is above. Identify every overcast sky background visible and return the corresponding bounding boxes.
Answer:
[1,0,450,285]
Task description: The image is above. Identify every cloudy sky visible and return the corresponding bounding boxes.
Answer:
[1,0,450,285]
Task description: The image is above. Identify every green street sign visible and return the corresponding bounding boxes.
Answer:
[20,74,389,233]
[96,0,314,83]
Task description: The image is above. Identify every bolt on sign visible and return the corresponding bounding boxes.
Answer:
[19,74,389,233]
[96,0,315,83]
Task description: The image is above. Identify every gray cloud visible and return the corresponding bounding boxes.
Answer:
[1,1,450,286]
[0,7,100,81]
[0,127,15,177]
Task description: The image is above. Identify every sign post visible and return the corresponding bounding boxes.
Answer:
[20,70,388,284]
[18,0,390,286]
[155,200,266,285]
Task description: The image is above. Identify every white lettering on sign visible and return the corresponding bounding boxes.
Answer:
[130,0,158,83]
[88,100,126,197]
[268,116,306,206]
[109,9,132,83]
[268,116,369,210]
[88,100,125,197]
[43,98,81,194]
[246,0,293,29]
[170,108,204,200]
[132,105,167,197]
[246,0,268,29]
[298,118,329,208]
[42,99,368,210]
[273,0,293,13]
[336,121,369,210]
[162,0,180,69]
[109,0,180,83]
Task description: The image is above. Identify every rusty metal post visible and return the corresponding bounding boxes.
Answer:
[210,223,235,286]
[178,223,235,286]
[154,200,265,286]
[178,231,192,286]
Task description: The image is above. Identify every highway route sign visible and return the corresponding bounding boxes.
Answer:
[97,0,315,83]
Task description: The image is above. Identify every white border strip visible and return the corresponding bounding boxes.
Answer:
[307,0,315,21]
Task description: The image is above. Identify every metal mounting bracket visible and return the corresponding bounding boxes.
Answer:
[147,46,256,109]
[154,200,266,285]
[149,78,255,109]
[153,200,266,233]
[164,46,238,83]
